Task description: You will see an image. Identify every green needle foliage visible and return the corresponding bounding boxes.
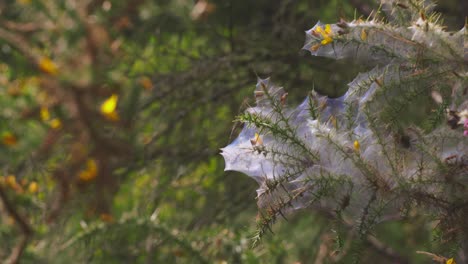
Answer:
[222,0,467,262]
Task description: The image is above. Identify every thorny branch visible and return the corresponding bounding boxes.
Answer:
[315,207,409,263]
[0,186,33,264]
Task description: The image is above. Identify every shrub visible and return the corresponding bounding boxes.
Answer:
[222,0,467,260]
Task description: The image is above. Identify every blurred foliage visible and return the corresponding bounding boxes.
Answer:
[0,0,464,263]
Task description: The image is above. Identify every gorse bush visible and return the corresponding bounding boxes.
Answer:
[222,0,467,261]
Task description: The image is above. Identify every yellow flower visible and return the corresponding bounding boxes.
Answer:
[3,175,23,193]
[250,132,263,146]
[353,140,360,152]
[2,132,17,146]
[101,94,118,113]
[49,118,62,129]
[28,181,39,194]
[40,107,62,129]
[100,94,120,121]
[310,44,321,52]
[315,24,334,45]
[321,36,333,45]
[40,107,50,121]
[6,175,17,189]
[78,159,98,182]
[316,24,332,35]
[38,57,58,75]
[361,29,368,41]
[447,258,456,264]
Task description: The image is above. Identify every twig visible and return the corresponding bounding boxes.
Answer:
[415,251,447,263]
[1,20,40,33]
[312,206,410,263]
[366,235,409,264]
[0,27,37,62]
[0,186,33,264]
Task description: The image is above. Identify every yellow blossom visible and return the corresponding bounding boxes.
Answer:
[447,258,456,264]
[315,24,334,45]
[40,107,62,129]
[2,132,17,146]
[310,44,321,52]
[49,118,62,129]
[100,94,120,121]
[361,29,368,41]
[38,57,58,75]
[250,133,263,146]
[78,159,98,182]
[6,175,17,189]
[4,175,22,193]
[40,107,50,121]
[321,36,333,45]
[28,181,39,194]
[354,140,360,152]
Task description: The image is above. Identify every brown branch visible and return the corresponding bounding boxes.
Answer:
[415,251,447,263]
[1,20,40,33]
[312,206,409,263]
[0,27,37,61]
[0,186,33,264]
[365,235,409,264]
